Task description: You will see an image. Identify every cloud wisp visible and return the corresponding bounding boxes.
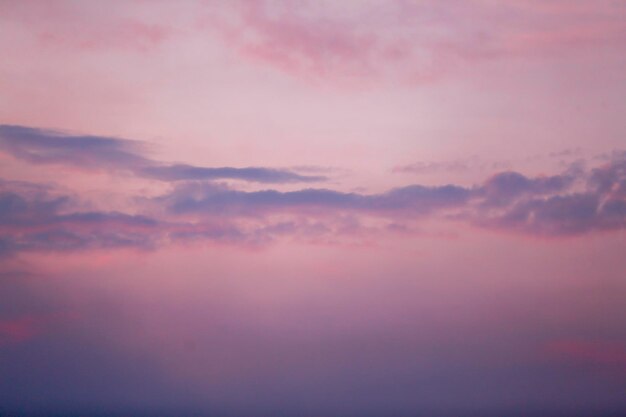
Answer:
[207,0,626,84]
[0,125,326,184]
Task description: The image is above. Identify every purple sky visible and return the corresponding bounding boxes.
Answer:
[1,1,625,416]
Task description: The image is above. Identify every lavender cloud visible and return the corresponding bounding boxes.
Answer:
[159,157,626,237]
[0,125,325,184]
[468,158,626,235]
[0,181,161,256]
[160,183,470,217]
[1,126,624,257]
[140,164,324,183]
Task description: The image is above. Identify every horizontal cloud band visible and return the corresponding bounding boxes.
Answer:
[0,125,325,183]
[0,125,624,256]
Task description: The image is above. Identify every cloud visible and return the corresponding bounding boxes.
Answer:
[0,125,624,257]
[474,192,624,236]
[0,180,162,256]
[393,159,474,175]
[466,158,626,235]
[588,151,626,196]
[0,125,149,169]
[0,125,326,183]
[476,171,575,207]
[140,164,325,183]
[1,1,175,53]
[2,153,625,258]
[0,179,277,257]
[160,157,625,238]
[161,182,470,216]
[206,0,626,84]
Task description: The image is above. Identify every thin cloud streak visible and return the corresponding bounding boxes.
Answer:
[0,125,326,184]
[207,0,626,85]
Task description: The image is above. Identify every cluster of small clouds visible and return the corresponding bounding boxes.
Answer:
[1,125,624,256]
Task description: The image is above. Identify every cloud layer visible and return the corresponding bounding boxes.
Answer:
[0,125,325,183]
[207,0,626,84]
[1,125,624,257]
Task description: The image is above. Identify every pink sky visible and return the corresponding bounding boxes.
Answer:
[1,1,625,415]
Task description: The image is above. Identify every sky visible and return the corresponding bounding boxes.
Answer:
[0,1,625,416]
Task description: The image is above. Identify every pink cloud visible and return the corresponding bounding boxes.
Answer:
[38,20,172,52]
[1,1,174,53]
[206,0,626,85]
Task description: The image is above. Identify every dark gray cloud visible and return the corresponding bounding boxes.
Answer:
[0,125,325,183]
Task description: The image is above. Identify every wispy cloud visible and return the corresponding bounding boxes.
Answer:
[207,0,626,84]
[1,1,175,53]
[140,164,324,183]
[0,125,326,183]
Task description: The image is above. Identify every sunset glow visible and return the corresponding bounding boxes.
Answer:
[1,1,625,416]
